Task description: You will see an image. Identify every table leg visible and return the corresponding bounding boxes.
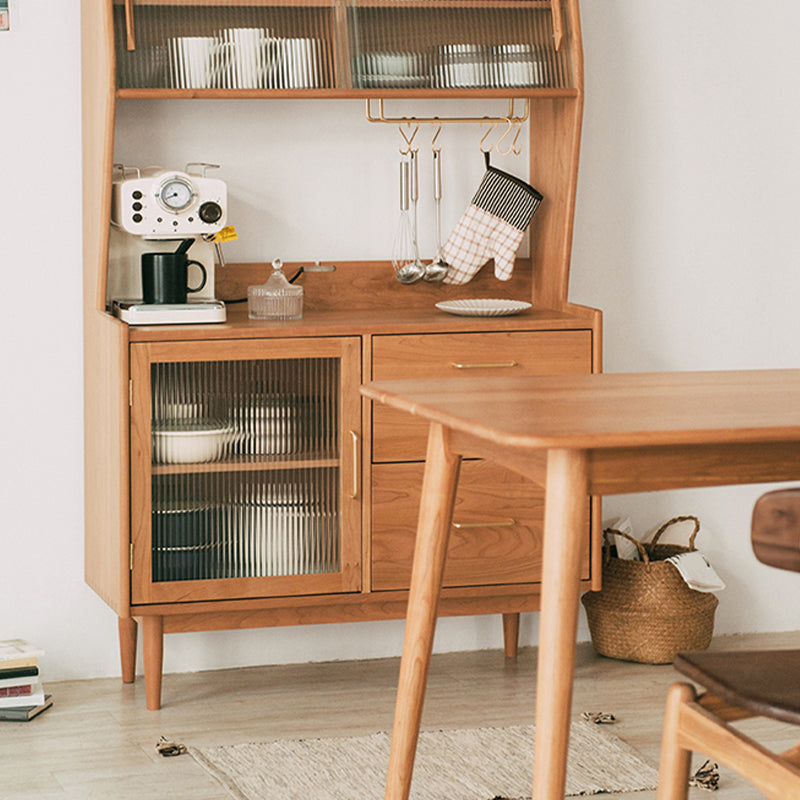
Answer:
[532,448,589,800]
[385,423,461,800]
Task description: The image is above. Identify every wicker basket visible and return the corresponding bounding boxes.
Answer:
[581,515,719,664]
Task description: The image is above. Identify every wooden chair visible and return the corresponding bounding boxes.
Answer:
[657,487,800,799]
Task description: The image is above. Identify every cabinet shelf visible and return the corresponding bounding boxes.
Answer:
[116,86,578,98]
[151,455,341,474]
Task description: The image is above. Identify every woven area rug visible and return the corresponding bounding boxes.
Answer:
[190,722,659,799]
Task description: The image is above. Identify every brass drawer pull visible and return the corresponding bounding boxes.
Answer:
[452,519,516,529]
[349,430,359,500]
[450,361,519,369]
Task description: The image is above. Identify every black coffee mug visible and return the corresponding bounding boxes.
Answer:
[141,252,207,304]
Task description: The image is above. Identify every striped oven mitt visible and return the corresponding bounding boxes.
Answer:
[442,154,543,285]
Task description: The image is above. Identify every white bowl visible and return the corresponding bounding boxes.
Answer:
[152,421,230,464]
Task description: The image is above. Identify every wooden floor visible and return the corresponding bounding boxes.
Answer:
[2,631,798,799]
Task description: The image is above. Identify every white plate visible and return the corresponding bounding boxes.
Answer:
[435,299,532,317]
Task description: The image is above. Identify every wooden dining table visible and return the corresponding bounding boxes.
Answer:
[361,368,800,800]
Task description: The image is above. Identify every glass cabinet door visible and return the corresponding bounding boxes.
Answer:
[114,0,339,90]
[113,0,572,92]
[129,337,361,604]
[348,0,573,91]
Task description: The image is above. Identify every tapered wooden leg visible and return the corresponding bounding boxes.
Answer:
[118,616,137,683]
[532,448,589,800]
[385,423,461,800]
[141,615,164,710]
[502,613,520,658]
[656,683,695,800]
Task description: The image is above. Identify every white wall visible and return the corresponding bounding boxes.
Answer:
[1,1,798,682]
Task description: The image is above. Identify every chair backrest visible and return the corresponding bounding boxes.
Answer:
[751,488,800,573]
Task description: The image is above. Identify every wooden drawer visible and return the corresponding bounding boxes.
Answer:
[371,460,591,591]
[371,330,593,462]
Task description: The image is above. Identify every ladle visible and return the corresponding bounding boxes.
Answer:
[424,148,449,282]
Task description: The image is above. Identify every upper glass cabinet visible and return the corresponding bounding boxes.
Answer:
[112,0,574,92]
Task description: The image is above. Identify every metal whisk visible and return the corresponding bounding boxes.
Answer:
[392,155,424,284]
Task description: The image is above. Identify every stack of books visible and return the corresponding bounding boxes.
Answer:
[0,639,52,722]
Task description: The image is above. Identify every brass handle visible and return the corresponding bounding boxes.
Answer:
[124,0,136,51]
[349,430,359,499]
[450,361,519,369]
[452,519,516,529]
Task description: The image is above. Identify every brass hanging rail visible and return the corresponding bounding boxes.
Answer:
[364,97,529,126]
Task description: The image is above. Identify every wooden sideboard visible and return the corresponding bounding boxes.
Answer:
[82,0,601,709]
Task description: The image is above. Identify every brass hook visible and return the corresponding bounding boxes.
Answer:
[398,121,419,154]
[496,118,515,156]
[510,119,523,155]
[431,121,443,152]
[479,120,497,153]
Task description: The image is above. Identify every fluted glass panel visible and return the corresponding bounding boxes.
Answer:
[112,1,570,91]
[149,357,340,582]
[114,3,335,89]
[348,1,573,90]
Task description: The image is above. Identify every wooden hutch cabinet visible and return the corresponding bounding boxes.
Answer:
[82,0,601,709]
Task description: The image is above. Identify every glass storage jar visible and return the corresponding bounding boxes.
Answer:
[248,258,303,320]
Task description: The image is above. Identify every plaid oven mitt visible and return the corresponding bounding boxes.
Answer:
[442,154,543,285]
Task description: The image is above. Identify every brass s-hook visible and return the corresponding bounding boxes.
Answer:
[510,119,523,155]
[431,121,443,153]
[398,121,419,154]
[479,120,497,153]
[496,118,514,156]
[497,118,523,156]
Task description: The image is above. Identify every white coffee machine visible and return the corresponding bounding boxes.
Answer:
[108,163,228,324]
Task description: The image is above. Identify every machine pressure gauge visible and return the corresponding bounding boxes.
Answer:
[112,165,227,237]
[157,175,196,213]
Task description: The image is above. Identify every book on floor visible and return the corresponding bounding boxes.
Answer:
[0,665,39,683]
[0,640,48,712]
[0,640,45,666]
[0,681,45,708]
[0,694,53,722]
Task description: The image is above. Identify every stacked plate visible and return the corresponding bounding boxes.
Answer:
[434,43,544,88]
[232,396,300,456]
[356,51,428,88]
[353,44,545,90]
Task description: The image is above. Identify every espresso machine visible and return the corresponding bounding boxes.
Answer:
[108,162,228,324]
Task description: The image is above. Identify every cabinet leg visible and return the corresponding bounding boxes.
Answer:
[141,615,164,710]
[502,613,520,658]
[118,616,138,683]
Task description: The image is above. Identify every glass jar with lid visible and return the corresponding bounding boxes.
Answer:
[247,258,303,320]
